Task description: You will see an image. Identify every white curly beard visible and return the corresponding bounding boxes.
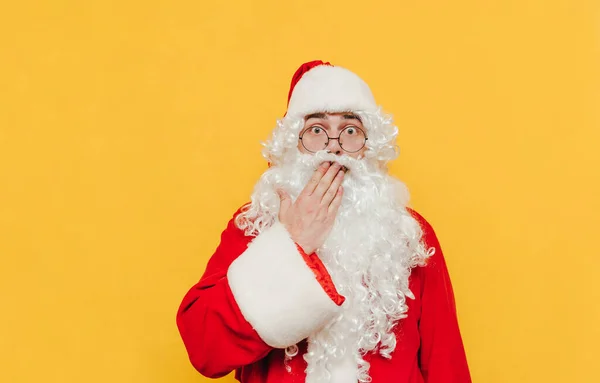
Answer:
[236,149,432,383]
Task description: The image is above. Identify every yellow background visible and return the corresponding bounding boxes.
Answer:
[1,1,599,382]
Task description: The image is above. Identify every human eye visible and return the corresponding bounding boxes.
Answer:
[310,125,325,134]
[345,126,357,135]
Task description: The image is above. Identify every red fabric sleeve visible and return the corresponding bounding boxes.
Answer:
[176,208,272,378]
[295,243,345,306]
[409,209,472,383]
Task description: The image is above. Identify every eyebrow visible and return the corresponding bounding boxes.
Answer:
[342,114,362,122]
[304,113,362,122]
[304,113,327,120]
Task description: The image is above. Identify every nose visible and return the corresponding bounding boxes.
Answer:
[325,138,343,155]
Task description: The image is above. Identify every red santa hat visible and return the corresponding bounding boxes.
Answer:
[285,60,378,118]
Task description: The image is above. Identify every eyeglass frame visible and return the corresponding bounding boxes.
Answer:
[298,125,369,153]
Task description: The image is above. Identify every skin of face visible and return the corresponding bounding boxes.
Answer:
[297,112,367,159]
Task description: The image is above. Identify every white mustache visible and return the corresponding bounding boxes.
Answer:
[291,152,373,182]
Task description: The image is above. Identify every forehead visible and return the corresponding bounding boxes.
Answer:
[304,112,362,123]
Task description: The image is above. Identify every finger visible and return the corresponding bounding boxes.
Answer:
[321,169,345,207]
[277,189,292,219]
[300,162,330,197]
[327,185,344,215]
[311,162,342,198]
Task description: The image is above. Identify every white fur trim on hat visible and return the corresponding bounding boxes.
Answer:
[287,65,377,118]
[227,221,342,348]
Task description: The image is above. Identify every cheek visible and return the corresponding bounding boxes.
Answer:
[348,146,367,159]
[297,140,308,154]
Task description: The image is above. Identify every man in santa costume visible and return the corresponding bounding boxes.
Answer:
[177,60,472,383]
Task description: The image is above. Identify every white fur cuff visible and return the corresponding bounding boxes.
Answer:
[227,221,342,348]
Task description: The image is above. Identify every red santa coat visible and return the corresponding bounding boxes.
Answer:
[177,206,471,383]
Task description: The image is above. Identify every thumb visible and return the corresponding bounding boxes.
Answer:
[277,189,292,216]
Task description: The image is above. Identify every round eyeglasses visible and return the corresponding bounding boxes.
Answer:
[299,125,368,153]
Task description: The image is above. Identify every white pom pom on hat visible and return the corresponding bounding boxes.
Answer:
[285,60,378,118]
